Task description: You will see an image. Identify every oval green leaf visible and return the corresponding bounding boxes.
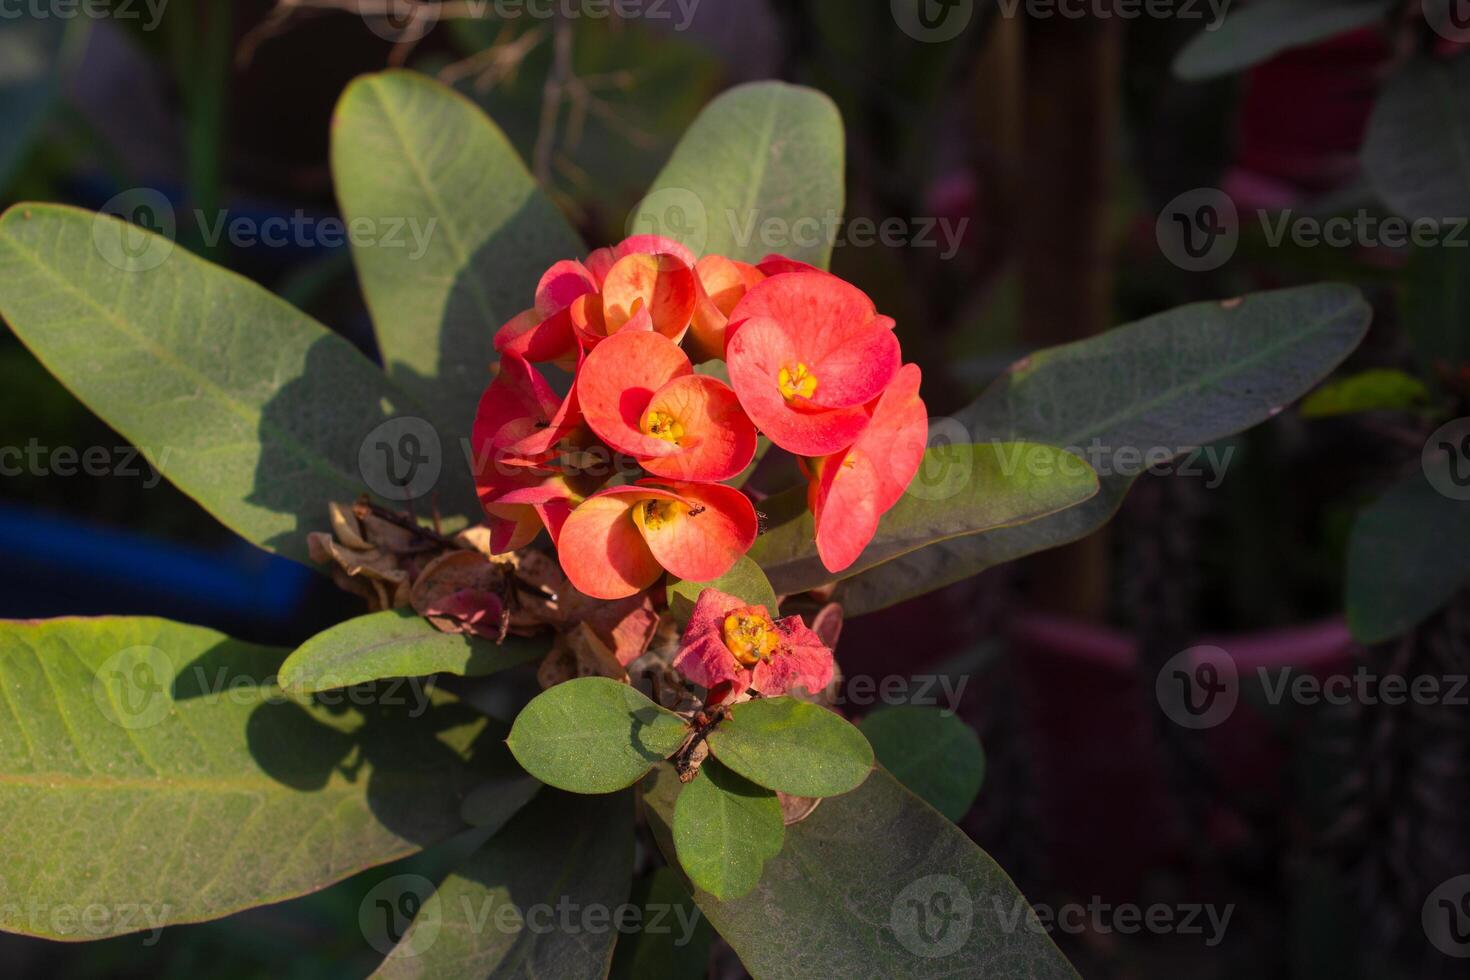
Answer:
[673,758,785,901]
[279,609,545,694]
[507,677,690,794]
[667,555,779,626]
[706,697,872,798]
[1363,55,1470,222]
[332,69,585,448]
[859,706,985,822]
[630,81,844,268]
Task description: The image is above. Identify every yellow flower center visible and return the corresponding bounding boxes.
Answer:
[722,608,781,667]
[778,362,818,401]
[634,498,677,533]
[643,410,684,444]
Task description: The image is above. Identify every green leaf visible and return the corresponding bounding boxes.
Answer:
[608,867,712,980]
[507,678,689,794]
[642,765,1079,979]
[459,717,541,835]
[0,616,495,941]
[706,697,872,798]
[672,759,785,901]
[859,706,985,822]
[332,69,585,448]
[1299,368,1430,418]
[1347,458,1470,644]
[1363,55,1470,222]
[0,203,472,564]
[667,555,779,626]
[630,82,844,268]
[373,790,634,979]
[840,285,1373,615]
[750,442,1099,597]
[279,609,545,694]
[1173,0,1391,81]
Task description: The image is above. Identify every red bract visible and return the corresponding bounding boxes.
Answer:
[578,331,757,482]
[688,255,765,361]
[570,237,698,348]
[671,588,834,697]
[806,363,928,573]
[492,260,598,367]
[557,482,758,600]
[725,271,901,456]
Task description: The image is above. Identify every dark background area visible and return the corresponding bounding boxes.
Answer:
[2,1,1468,976]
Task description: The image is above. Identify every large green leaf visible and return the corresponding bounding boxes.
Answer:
[279,610,545,694]
[507,678,690,794]
[859,706,985,823]
[667,555,779,626]
[0,616,497,941]
[840,285,1373,614]
[749,443,1099,597]
[0,204,471,564]
[332,69,585,446]
[630,82,844,268]
[1173,0,1391,81]
[1346,458,1470,644]
[608,867,712,980]
[1363,55,1470,222]
[672,759,785,901]
[706,697,872,798]
[643,765,1079,979]
[373,790,633,979]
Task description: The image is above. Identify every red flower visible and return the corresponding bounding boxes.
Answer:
[578,330,757,483]
[726,271,901,456]
[671,588,834,697]
[557,482,758,600]
[805,363,928,572]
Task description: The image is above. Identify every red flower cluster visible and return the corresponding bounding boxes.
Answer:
[472,236,928,599]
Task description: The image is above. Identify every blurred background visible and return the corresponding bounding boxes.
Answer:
[3,0,1470,976]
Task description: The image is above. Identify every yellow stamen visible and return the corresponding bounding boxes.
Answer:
[778,362,818,401]
[643,410,684,444]
[634,498,677,533]
[722,608,781,667]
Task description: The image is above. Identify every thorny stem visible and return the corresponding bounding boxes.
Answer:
[672,705,728,783]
